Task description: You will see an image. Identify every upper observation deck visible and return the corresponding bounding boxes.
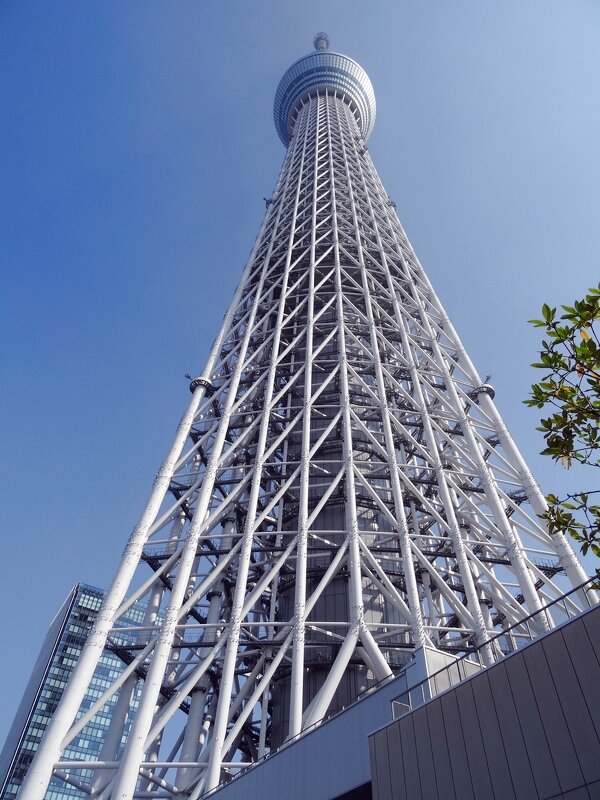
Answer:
[273,33,376,147]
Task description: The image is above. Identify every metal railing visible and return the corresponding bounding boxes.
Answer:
[200,576,599,795]
[391,575,598,719]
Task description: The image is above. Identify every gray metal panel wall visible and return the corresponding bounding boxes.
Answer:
[210,672,405,800]
[369,605,600,800]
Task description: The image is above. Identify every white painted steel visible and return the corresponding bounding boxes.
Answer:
[21,36,596,800]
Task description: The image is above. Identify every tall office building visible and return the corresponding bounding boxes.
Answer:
[0,585,143,800]
[21,35,595,800]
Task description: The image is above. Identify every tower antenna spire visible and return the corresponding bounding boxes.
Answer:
[314,31,330,51]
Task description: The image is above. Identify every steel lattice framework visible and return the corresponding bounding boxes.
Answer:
[22,34,595,800]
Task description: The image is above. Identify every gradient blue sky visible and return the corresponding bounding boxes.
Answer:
[1,2,599,743]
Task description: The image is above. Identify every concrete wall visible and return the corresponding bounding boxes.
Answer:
[369,604,600,800]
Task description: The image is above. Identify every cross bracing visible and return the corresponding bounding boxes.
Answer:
[21,41,597,800]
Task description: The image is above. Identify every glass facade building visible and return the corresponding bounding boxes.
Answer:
[0,584,143,800]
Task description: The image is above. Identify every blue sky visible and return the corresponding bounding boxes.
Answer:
[1,2,599,744]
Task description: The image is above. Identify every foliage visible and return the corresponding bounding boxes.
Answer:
[524,284,600,569]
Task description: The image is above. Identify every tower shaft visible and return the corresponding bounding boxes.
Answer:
[20,37,594,800]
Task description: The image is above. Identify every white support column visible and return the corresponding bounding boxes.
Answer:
[19,387,205,800]
[109,189,284,799]
[393,218,594,598]
[328,95,392,681]
[390,273,493,654]
[288,96,318,738]
[19,141,282,800]
[204,108,310,793]
[176,517,235,791]
[335,99,427,651]
[477,393,596,599]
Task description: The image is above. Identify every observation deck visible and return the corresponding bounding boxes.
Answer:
[273,32,376,147]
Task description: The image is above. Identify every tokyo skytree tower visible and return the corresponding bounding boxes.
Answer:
[22,33,595,800]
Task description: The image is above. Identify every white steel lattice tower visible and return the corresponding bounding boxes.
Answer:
[22,34,596,800]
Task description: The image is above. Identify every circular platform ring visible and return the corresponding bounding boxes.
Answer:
[274,48,376,146]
